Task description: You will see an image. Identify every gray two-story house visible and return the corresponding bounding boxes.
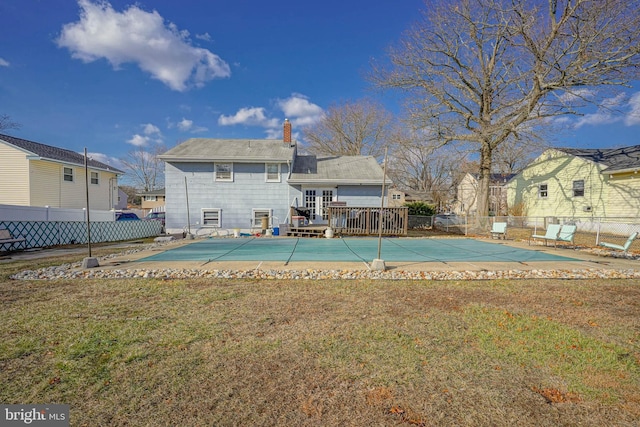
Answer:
[159,120,387,234]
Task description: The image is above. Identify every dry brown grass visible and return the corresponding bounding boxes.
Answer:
[1,252,639,426]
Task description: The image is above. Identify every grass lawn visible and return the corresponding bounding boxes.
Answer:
[1,249,639,426]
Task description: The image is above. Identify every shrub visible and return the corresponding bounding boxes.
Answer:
[404,201,435,216]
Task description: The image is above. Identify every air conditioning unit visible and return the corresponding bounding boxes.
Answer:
[583,206,592,212]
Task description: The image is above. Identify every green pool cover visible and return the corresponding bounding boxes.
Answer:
[137,237,579,264]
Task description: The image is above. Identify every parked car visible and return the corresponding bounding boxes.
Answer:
[433,213,461,227]
[144,211,165,226]
[115,211,140,221]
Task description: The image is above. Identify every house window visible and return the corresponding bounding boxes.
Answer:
[145,196,157,201]
[90,171,99,185]
[215,163,233,181]
[202,208,221,227]
[392,194,402,200]
[572,180,585,197]
[252,209,272,227]
[266,163,280,182]
[538,183,548,198]
[63,167,74,182]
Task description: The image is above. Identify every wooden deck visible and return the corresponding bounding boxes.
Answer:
[328,206,408,236]
[284,206,408,237]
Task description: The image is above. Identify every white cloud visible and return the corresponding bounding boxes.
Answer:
[143,123,161,136]
[178,118,193,131]
[557,88,595,104]
[624,92,640,126]
[57,0,230,91]
[196,33,212,42]
[127,134,150,146]
[0,58,9,67]
[277,93,323,126]
[217,93,324,139]
[574,93,626,129]
[87,151,120,167]
[218,107,279,127]
[178,118,208,133]
[574,111,619,128]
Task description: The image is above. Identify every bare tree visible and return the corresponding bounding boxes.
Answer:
[387,128,471,211]
[491,135,549,174]
[120,145,166,192]
[302,99,393,158]
[0,114,21,131]
[374,0,640,216]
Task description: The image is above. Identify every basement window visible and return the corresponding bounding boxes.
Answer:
[252,209,272,227]
[202,208,221,227]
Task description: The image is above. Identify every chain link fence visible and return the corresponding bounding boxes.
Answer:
[419,215,640,251]
[0,220,163,252]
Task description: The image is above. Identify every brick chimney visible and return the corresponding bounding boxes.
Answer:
[283,118,292,145]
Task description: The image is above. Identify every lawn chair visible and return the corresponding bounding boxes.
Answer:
[529,223,561,247]
[598,231,638,254]
[490,222,507,240]
[555,224,577,249]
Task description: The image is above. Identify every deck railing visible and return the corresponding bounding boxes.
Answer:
[328,207,408,236]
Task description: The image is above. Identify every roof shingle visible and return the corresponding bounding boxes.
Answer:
[557,145,640,173]
[0,133,123,173]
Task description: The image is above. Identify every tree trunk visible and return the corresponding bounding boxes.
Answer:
[476,142,492,218]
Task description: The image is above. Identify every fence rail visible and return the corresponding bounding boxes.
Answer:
[328,207,408,236]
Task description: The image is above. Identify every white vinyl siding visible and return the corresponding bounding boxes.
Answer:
[0,142,30,205]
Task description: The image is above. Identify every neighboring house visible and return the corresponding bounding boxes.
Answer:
[387,188,406,207]
[507,146,640,218]
[138,188,165,213]
[456,173,515,216]
[158,120,388,233]
[114,188,128,210]
[388,189,435,208]
[0,133,123,210]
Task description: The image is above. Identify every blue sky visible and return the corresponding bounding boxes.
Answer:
[1,0,639,174]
